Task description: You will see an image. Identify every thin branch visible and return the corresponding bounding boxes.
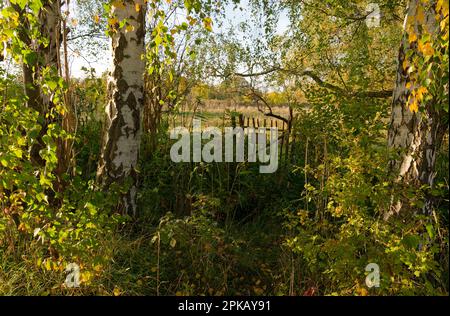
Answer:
[67,31,106,41]
[247,87,289,124]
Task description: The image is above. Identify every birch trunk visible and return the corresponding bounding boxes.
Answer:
[386,0,448,219]
[97,0,146,216]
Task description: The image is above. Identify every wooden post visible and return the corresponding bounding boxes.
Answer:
[231,115,236,128]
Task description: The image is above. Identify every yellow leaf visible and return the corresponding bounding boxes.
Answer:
[419,42,435,56]
[18,222,26,231]
[203,17,213,32]
[44,259,52,271]
[113,287,121,296]
[416,5,425,24]
[409,97,419,113]
[437,0,449,16]
[108,17,118,26]
[94,15,100,24]
[93,264,103,272]
[187,16,197,26]
[408,31,417,43]
[135,3,140,12]
[81,271,93,283]
[402,59,408,70]
[416,86,428,100]
[126,24,134,32]
[437,0,443,11]
[111,0,125,10]
[359,287,368,296]
[56,105,66,115]
[440,19,447,32]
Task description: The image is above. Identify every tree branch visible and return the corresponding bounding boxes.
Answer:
[234,67,393,99]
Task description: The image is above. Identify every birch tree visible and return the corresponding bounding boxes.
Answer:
[387,0,449,218]
[97,0,146,215]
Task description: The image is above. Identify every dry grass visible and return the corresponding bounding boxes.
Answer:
[172,99,291,129]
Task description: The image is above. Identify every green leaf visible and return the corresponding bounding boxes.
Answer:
[154,34,163,46]
[425,224,435,239]
[47,80,58,91]
[402,235,420,249]
[10,0,28,10]
[29,0,43,13]
[23,50,38,66]
[0,155,9,167]
[11,147,22,158]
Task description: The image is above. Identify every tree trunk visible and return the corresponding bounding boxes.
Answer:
[386,0,448,219]
[143,70,163,153]
[15,0,62,166]
[97,0,146,216]
[55,1,77,192]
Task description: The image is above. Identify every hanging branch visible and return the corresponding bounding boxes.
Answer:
[246,87,289,124]
[233,67,393,98]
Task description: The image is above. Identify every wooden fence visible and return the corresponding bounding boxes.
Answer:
[171,113,299,167]
[236,114,298,167]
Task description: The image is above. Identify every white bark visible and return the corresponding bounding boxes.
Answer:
[97,0,146,215]
[386,0,447,219]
